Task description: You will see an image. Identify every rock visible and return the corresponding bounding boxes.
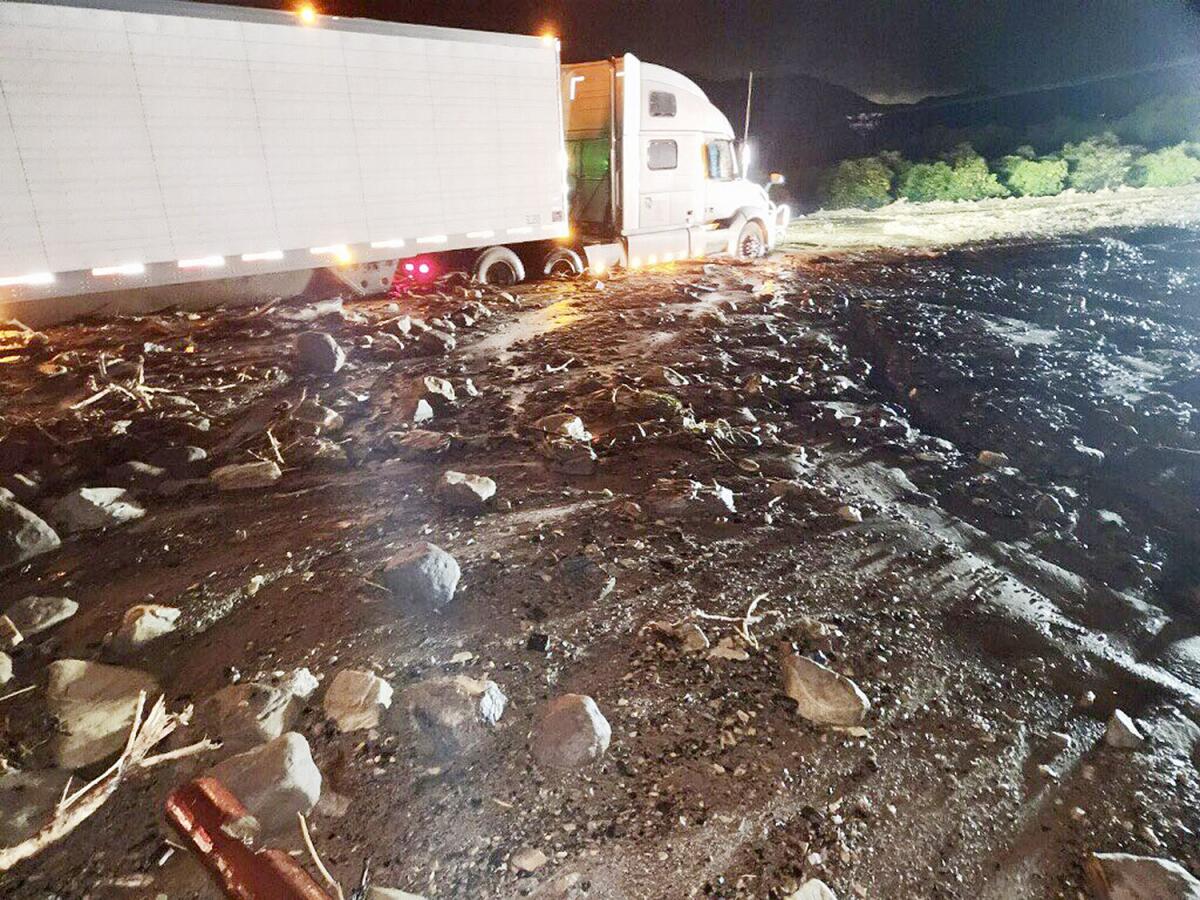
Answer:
[296,331,346,374]
[48,487,145,533]
[787,880,838,900]
[210,460,282,491]
[532,694,611,769]
[111,604,181,654]
[391,429,452,460]
[0,616,19,649]
[1105,709,1146,749]
[277,667,320,700]
[1,472,41,503]
[289,436,349,469]
[435,470,497,510]
[1034,493,1067,521]
[534,414,593,443]
[537,436,597,475]
[205,733,321,834]
[4,595,78,637]
[512,847,549,874]
[199,682,300,753]
[368,888,427,900]
[1085,852,1200,899]
[148,444,208,474]
[413,398,435,424]
[647,620,709,652]
[0,497,60,569]
[382,541,461,609]
[0,651,11,685]
[293,400,344,433]
[108,460,167,488]
[977,450,1011,468]
[396,675,506,757]
[781,653,870,727]
[0,768,72,845]
[323,669,393,732]
[423,376,456,402]
[836,504,863,523]
[46,659,159,769]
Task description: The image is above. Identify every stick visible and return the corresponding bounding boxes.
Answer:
[298,813,345,900]
[0,684,35,704]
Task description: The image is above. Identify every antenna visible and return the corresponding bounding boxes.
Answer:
[743,70,753,145]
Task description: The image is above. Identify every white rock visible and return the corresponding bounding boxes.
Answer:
[111,604,180,653]
[0,651,11,685]
[210,461,282,491]
[4,595,77,637]
[512,847,549,873]
[0,497,60,570]
[787,879,838,900]
[781,653,870,726]
[46,659,159,769]
[423,376,456,402]
[368,889,427,900]
[48,487,145,533]
[323,669,393,732]
[532,694,611,769]
[382,541,461,609]
[397,675,507,757]
[535,414,592,443]
[436,470,497,509]
[205,733,321,835]
[277,667,320,700]
[413,398,435,424]
[1105,709,1146,750]
[1085,852,1200,899]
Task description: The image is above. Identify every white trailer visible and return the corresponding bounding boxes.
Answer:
[0,0,568,321]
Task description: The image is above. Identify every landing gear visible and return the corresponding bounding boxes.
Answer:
[474,246,525,285]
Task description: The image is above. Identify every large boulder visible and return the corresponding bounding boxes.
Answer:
[4,595,77,637]
[197,682,300,753]
[205,733,321,835]
[323,669,393,732]
[396,675,506,757]
[780,653,870,727]
[532,694,611,770]
[48,487,145,533]
[0,497,60,570]
[1085,852,1200,899]
[46,659,159,769]
[382,542,461,609]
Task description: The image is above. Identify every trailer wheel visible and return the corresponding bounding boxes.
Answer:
[734,220,767,260]
[474,246,525,285]
[542,247,584,278]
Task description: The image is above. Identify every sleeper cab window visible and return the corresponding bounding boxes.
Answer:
[649,90,677,117]
[647,139,678,170]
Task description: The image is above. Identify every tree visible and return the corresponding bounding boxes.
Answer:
[896,144,1008,202]
[1059,133,1139,191]
[994,154,1068,196]
[817,156,895,209]
[1127,143,1200,187]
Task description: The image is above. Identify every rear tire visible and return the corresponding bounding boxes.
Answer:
[542,247,584,277]
[734,220,767,260]
[474,246,525,285]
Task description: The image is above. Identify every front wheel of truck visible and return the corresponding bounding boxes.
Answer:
[735,220,767,260]
[474,246,526,285]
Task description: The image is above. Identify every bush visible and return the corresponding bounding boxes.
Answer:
[896,144,1008,202]
[994,154,1068,196]
[1127,142,1200,187]
[1115,92,1200,146]
[1059,133,1139,191]
[817,156,895,209]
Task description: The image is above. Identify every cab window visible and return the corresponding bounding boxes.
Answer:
[649,91,676,117]
[705,140,738,180]
[647,139,678,170]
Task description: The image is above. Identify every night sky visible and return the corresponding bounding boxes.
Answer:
[204,0,1200,103]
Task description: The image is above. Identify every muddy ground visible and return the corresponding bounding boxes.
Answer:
[1,221,1199,899]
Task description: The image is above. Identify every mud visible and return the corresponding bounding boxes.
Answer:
[1,225,1198,899]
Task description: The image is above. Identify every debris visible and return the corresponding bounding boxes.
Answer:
[382,541,461,609]
[1104,709,1146,750]
[210,460,283,491]
[4,595,78,637]
[435,470,497,510]
[110,604,180,654]
[512,847,549,874]
[323,669,393,732]
[781,653,870,726]
[787,879,839,900]
[205,733,322,835]
[48,487,145,534]
[296,331,346,374]
[46,659,160,769]
[532,694,611,769]
[1084,852,1200,899]
[396,675,507,757]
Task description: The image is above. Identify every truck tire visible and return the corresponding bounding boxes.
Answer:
[474,246,525,285]
[542,247,584,277]
[734,220,767,260]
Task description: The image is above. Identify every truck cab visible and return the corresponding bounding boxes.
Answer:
[562,54,789,273]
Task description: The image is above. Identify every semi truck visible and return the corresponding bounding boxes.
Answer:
[0,0,789,324]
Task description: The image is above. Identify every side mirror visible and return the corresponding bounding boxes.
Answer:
[769,172,786,185]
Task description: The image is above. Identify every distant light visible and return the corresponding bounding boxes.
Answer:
[178,256,224,269]
[298,3,317,25]
[92,262,144,276]
[241,250,284,262]
[0,271,54,287]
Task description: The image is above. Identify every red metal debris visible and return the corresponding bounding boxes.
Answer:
[165,777,331,900]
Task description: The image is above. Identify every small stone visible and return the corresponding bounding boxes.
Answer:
[534,414,593,443]
[836,504,863,523]
[977,450,1010,468]
[46,659,159,769]
[1034,493,1066,521]
[277,667,320,700]
[4,595,78,637]
[368,888,427,900]
[512,847,549,874]
[210,460,282,491]
[396,675,507,757]
[1085,852,1200,899]
[199,682,299,753]
[413,398,435,424]
[148,445,208,474]
[0,651,12,685]
[293,400,344,433]
[382,542,461,609]
[296,331,346,374]
[435,471,497,510]
[0,497,60,570]
[781,653,870,726]
[205,733,322,834]
[323,669,393,732]
[1105,709,1146,750]
[290,436,349,469]
[111,604,180,654]
[0,473,40,504]
[423,376,456,402]
[48,487,144,533]
[108,460,167,488]
[532,694,611,769]
[392,430,452,459]
[787,880,838,900]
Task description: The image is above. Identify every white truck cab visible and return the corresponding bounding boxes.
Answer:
[562,54,789,274]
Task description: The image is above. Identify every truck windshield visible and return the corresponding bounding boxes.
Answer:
[706,140,739,180]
